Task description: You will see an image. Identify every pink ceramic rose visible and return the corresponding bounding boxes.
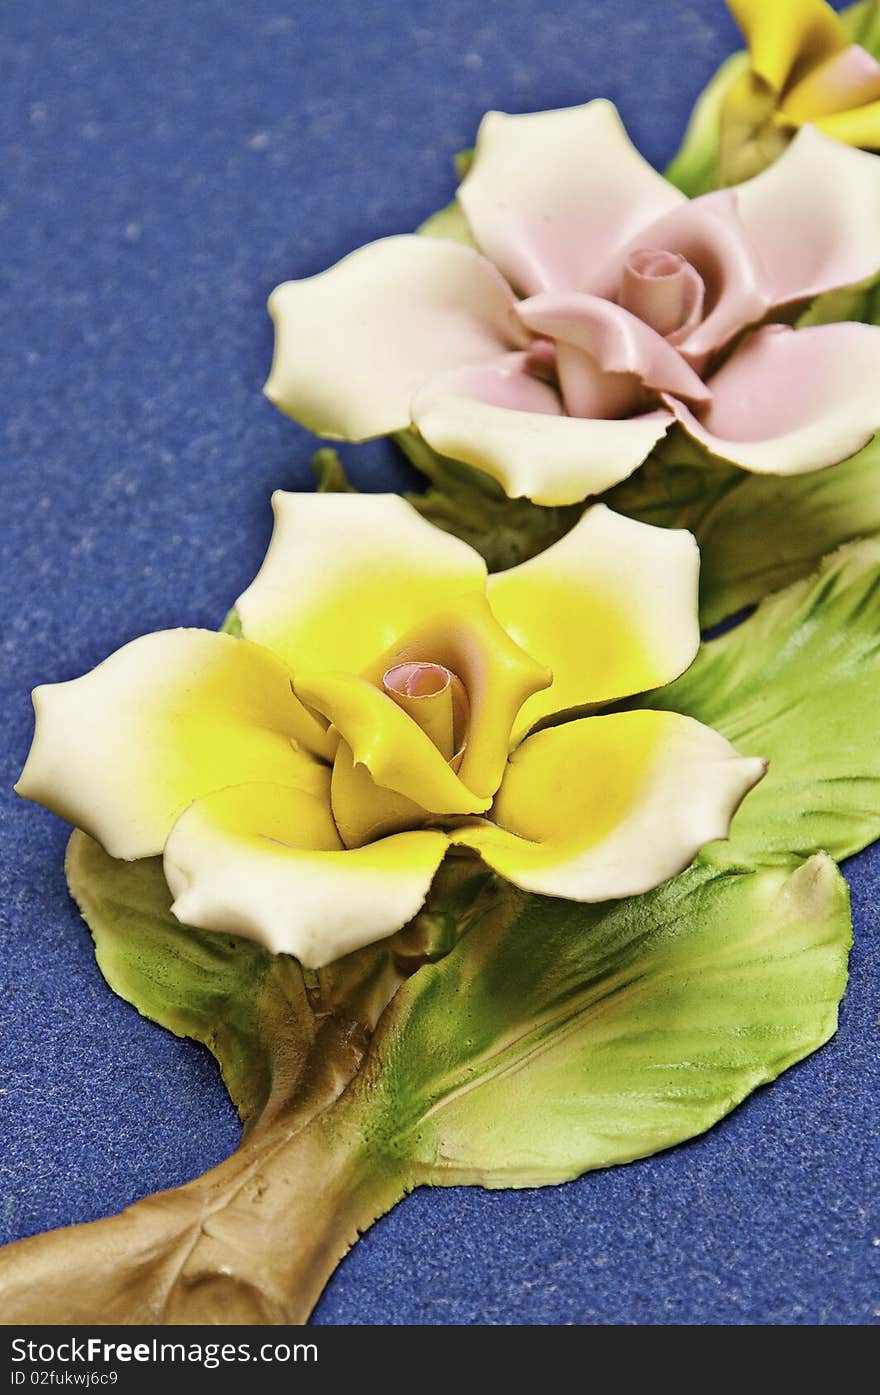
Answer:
[264,101,880,505]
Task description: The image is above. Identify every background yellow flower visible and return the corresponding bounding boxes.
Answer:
[721,0,880,181]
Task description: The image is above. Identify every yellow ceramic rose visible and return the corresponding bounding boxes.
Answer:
[17,495,765,968]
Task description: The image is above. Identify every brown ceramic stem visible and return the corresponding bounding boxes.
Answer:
[0,1084,401,1325]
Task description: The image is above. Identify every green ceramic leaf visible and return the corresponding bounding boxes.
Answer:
[219,606,242,637]
[397,431,581,570]
[65,832,311,1127]
[65,831,403,1131]
[795,271,880,329]
[606,431,880,628]
[843,0,880,53]
[417,198,476,247]
[664,50,749,196]
[641,538,880,864]
[311,446,357,492]
[36,839,848,1321]
[363,854,850,1187]
[416,147,474,244]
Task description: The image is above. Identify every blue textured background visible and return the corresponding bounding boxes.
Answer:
[1,0,876,1325]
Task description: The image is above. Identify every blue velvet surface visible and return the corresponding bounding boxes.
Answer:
[1,0,876,1326]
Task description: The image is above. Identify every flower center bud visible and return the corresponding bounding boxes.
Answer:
[383,661,468,764]
[619,248,705,342]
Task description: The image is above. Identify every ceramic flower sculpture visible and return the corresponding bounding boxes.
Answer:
[265,101,880,506]
[4,0,880,1330]
[16,495,764,967]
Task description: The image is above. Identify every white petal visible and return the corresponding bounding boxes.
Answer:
[16,631,328,860]
[265,235,524,440]
[453,711,766,901]
[458,100,684,296]
[734,126,880,307]
[412,363,671,506]
[164,782,449,969]
[236,491,487,674]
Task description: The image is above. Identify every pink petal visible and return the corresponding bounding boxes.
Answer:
[590,191,768,366]
[264,235,527,442]
[734,127,880,309]
[419,349,565,416]
[458,100,684,297]
[666,322,880,475]
[619,249,705,341]
[384,661,454,699]
[517,292,710,416]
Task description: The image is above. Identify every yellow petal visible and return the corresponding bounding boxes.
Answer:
[331,738,429,848]
[164,782,450,969]
[294,671,490,817]
[173,772,342,850]
[236,492,487,676]
[780,44,880,125]
[718,71,792,184]
[452,711,766,900]
[486,505,700,743]
[15,630,328,860]
[727,0,846,95]
[809,99,880,145]
[366,592,551,799]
